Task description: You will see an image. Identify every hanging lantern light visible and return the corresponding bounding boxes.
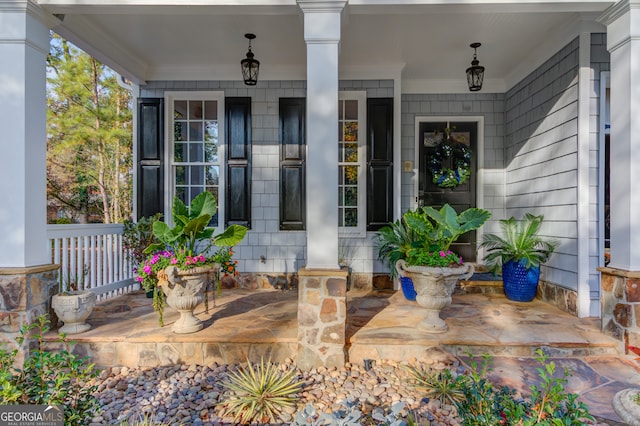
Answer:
[466,42,485,92]
[241,33,260,86]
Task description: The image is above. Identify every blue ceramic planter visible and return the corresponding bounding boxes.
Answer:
[400,277,417,301]
[502,260,540,302]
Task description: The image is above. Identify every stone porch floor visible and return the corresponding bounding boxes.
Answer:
[45,287,640,425]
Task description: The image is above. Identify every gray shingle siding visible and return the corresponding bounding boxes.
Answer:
[504,38,580,290]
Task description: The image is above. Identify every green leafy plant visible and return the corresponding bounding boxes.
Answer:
[453,350,595,426]
[0,316,100,425]
[220,358,302,424]
[479,213,558,273]
[403,204,491,266]
[406,365,465,405]
[135,192,247,324]
[374,218,420,279]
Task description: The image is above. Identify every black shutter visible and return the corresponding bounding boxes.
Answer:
[367,98,393,231]
[137,98,164,220]
[279,98,306,230]
[225,97,251,228]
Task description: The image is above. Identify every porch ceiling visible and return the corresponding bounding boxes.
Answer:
[39,1,614,92]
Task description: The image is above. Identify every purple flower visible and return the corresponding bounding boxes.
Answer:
[143,265,152,274]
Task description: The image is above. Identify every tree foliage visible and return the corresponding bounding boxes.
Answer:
[46,32,133,223]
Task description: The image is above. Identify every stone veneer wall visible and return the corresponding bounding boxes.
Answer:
[297,268,348,370]
[537,280,578,316]
[0,265,59,364]
[599,267,640,352]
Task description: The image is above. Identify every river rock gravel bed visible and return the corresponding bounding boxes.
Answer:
[90,356,462,425]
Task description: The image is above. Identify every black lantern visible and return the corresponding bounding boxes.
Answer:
[241,33,260,86]
[466,42,484,92]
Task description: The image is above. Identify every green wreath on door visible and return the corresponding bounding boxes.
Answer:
[428,137,472,188]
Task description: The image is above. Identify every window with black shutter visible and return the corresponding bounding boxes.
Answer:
[366,98,393,231]
[225,97,251,228]
[137,98,164,220]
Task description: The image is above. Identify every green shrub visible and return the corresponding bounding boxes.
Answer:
[453,350,595,425]
[0,315,100,425]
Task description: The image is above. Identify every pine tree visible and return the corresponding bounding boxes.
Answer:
[46,32,132,223]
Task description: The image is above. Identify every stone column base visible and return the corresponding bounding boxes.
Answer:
[0,264,59,366]
[598,266,640,353]
[297,267,348,370]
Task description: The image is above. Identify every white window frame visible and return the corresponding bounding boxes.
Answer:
[164,91,226,233]
[338,91,367,237]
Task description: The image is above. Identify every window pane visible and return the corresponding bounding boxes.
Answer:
[344,209,358,227]
[204,143,218,163]
[204,101,217,120]
[345,187,357,206]
[206,166,219,186]
[189,143,203,162]
[189,100,202,119]
[175,166,186,185]
[174,101,187,119]
[344,100,357,120]
[174,143,187,162]
[174,122,187,141]
[344,165,358,185]
[344,122,358,142]
[345,143,358,162]
[338,187,344,204]
[338,100,344,119]
[190,187,204,204]
[176,187,186,204]
[190,166,203,185]
[189,122,203,141]
[205,121,218,142]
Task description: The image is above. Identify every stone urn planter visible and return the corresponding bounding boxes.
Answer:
[613,388,640,425]
[396,259,474,333]
[51,290,97,334]
[158,264,219,334]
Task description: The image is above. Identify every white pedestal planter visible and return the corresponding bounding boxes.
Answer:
[51,290,97,334]
[396,260,474,333]
[159,265,218,334]
[613,388,640,426]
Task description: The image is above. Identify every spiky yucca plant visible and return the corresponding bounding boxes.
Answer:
[406,365,466,405]
[480,213,558,273]
[220,358,302,424]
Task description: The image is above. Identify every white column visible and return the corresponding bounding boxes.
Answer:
[0,1,50,267]
[298,0,346,269]
[601,0,640,271]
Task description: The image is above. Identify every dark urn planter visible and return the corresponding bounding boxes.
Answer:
[502,260,540,302]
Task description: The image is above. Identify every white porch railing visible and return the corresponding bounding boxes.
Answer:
[47,224,137,301]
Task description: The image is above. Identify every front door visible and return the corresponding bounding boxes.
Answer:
[418,121,478,261]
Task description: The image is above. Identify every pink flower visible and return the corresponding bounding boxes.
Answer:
[143,265,152,274]
[171,257,178,264]
[439,251,445,257]
[151,254,159,264]
[185,259,191,265]
[136,276,143,282]
[447,250,452,255]
[199,255,205,262]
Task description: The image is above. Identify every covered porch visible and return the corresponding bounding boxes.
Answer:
[43,285,636,424]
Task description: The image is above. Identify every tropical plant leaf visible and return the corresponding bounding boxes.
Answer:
[189,191,217,219]
[214,224,248,247]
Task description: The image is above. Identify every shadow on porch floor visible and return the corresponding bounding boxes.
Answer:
[45,288,639,425]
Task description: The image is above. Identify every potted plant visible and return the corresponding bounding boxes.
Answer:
[51,270,97,334]
[136,191,247,333]
[395,204,491,333]
[479,213,558,302]
[375,218,419,300]
[122,213,162,297]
